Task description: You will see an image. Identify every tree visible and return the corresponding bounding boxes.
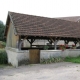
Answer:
[0,21,5,41]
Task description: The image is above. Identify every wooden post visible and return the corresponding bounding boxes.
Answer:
[18,36,21,50]
[77,39,80,46]
[54,38,61,50]
[18,40,23,50]
[50,37,54,49]
[18,36,28,50]
[49,37,60,50]
[54,40,57,50]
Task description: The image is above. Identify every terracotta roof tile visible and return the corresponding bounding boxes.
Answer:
[7,12,80,38]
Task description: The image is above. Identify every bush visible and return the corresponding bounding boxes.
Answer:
[1,41,6,47]
[40,57,64,64]
[0,49,8,64]
[44,45,49,50]
[0,41,6,48]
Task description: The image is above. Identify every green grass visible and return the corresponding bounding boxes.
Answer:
[65,56,80,63]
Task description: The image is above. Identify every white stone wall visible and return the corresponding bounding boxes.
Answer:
[6,47,80,67]
[6,49,18,67]
[5,47,29,67]
[40,50,62,59]
[60,49,80,57]
[40,49,80,59]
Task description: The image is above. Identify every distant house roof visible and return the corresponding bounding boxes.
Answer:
[5,12,80,38]
[58,16,80,22]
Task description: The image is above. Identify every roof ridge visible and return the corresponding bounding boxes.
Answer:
[9,11,80,24]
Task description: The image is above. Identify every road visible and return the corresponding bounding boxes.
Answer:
[0,62,80,80]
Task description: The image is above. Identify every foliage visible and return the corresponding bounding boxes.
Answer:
[40,57,64,64]
[59,45,66,51]
[0,41,6,48]
[0,49,8,64]
[64,56,80,63]
[71,44,76,49]
[0,21,5,41]
[44,45,49,50]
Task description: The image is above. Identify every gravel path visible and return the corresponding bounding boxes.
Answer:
[0,62,80,80]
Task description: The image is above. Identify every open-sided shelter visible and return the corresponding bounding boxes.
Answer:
[5,11,80,66]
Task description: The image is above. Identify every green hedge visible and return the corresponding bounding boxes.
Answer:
[1,41,6,47]
[0,41,6,48]
[0,49,8,64]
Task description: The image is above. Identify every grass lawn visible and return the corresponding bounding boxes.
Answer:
[65,56,80,63]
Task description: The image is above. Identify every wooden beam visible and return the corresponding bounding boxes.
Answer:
[21,35,80,41]
[48,39,52,44]
[27,39,35,47]
[50,37,54,43]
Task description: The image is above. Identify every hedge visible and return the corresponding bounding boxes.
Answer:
[0,49,8,64]
[0,41,6,48]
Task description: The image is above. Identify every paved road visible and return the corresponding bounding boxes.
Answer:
[0,62,80,80]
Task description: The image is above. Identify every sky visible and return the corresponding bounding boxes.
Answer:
[0,0,80,24]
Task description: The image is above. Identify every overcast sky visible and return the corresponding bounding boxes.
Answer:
[0,0,80,24]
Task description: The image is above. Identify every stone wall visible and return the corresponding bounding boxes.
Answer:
[40,50,62,59]
[61,49,80,57]
[6,21,19,48]
[40,49,80,59]
[5,47,29,67]
[6,47,80,67]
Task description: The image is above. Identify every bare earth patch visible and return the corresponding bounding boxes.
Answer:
[0,62,80,80]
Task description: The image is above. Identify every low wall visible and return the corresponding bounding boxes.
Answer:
[40,49,80,59]
[5,47,29,67]
[40,50,62,59]
[5,47,80,67]
[62,49,80,57]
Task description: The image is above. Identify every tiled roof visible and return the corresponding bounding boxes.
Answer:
[58,16,80,22]
[7,12,80,38]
